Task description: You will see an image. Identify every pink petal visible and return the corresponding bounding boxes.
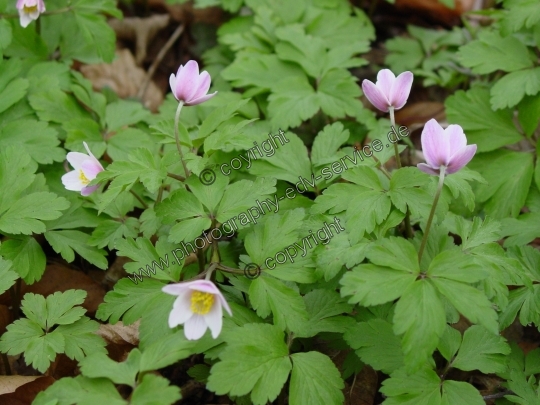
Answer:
[184,315,208,340]
[420,119,447,168]
[169,74,177,101]
[168,292,193,327]
[204,300,223,338]
[81,185,99,196]
[389,71,413,110]
[163,283,191,296]
[417,163,440,176]
[174,60,200,103]
[190,71,211,101]
[446,144,477,174]
[445,124,467,159]
[376,69,395,98]
[38,0,45,11]
[217,293,232,316]
[81,160,103,180]
[185,91,218,106]
[362,80,389,112]
[66,152,88,170]
[16,0,24,9]
[187,280,220,294]
[62,170,84,191]
[83,141,102,164]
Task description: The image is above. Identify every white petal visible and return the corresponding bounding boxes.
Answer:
[61,171,84,191]
[168,290,194,327]
[184,315,208,340]
[19,11,33,28]
[204,300,223,338]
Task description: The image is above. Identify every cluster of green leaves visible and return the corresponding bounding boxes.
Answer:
[1,0,540,404]
[385,24,470,88]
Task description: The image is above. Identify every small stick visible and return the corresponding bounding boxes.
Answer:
[137,24,185,100]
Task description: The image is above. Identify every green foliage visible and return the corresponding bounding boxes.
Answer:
[0,290,106,373]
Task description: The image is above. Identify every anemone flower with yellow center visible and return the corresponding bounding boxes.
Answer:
[61,142,104,196]
[162,280,232,340]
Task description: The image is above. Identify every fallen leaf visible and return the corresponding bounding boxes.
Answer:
[80,49,163,112]
[0,376,55,405]
[97,321,140,346]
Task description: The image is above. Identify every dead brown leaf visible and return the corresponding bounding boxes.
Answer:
[80,49,163,112]
[21,263,105,315]
[0,376,55,405]
[97,321,140,346]
[109,15,170,65]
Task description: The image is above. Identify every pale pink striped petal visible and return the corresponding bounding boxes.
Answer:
[81,185,99,196]
[417,163,440,176]
[191,71,211,101]
[376,69,395,98]
[169,74,177,100]
[389,71,413,110]
[168,291,193,327]
[445,125,467,158]
[175,60,200,102]
[185,92,218,106]
[420,119,447,167]
[187,280,220,294]
[81,160,103,180]
[362,80,389,112]
[446,145,477,174]
[66,152,89,170]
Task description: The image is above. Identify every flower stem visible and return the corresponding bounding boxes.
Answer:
[388,107,402,169]
[389,107,413,238]
[417,166,446,263]
[174,101,190,178]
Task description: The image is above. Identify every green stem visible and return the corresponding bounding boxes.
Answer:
[389,107,413,238]
[388,107,402,169]
[129,189,148,209]
[174,101,190,178]
[418,166,446,263]
[167,172,185,182]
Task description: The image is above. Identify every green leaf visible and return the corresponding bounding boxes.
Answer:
[389,167,431,218]
[500,0,540,34]
[437,325,461,361]
[345,319,404,374]
[393,280,446,371]
[105,100,151,131]
[33,376,126,405]
[0,256,17,295]
[96,278,171,325]
[139,331,197,372]
[445,87,523,152]
[29,87,90,124]
[55,318,107,361]
[207,323,292,405]
[505,369,540,404]
[64,118,106,158]
[45,230,108,270]
[490,68,540,110]
[427,250,488,283]
[317,69,363,119]
[340,263,416,307]
[244,209,305,263]
[502,213,540,247]
[0,236,46,283]
[452,325,510,373]
[381,367,485,405]
[267,76,319,129]
[74,13,115,63]
[88,218,140,250]
[468,150,533,218]
[459,30,533,74]
[131,374,182,405]
[0,120,64,164]
[0,77,28,114]
[289,351,344,405]
[518,94,540,137]
[249,132,312,185]
[431,278,499,334]
[248,275,309,333]
[295,289,354,338]
[80,349,141,386]
[311,122,350,167]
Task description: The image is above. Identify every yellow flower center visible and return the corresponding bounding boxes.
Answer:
[190,291,214,315]
[23,5,38,12]
[79,170,90,185]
